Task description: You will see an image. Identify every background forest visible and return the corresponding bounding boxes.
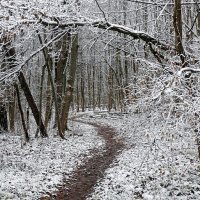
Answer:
[0,0,200,139]
[1,0,200,199]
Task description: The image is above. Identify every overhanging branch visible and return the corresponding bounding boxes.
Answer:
[126,0,197,6]
[40,19,174,51]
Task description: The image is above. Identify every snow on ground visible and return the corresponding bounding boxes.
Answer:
[82,111,200,200]
[0,121,105,200]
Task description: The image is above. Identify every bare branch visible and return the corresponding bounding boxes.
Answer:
[177,67,200,76]
[40,19,174,51]
[0,31,67,83]
[126,0,198,6]
[94,0,108,22]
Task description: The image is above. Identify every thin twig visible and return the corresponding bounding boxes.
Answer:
[94,0,108,22]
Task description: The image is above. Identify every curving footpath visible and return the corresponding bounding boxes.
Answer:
[40,120,124,200]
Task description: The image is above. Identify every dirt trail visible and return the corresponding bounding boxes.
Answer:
[40,121,124,200]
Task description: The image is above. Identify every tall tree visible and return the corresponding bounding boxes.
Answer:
[18,72,48,138]
[0,102,8,133]
[4,39,48,138]
[14,84,29,142]
[60,33,79,133]
[173,0,185,66]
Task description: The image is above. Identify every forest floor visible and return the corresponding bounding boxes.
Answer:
[0,120,105,200]
[1,111,200,200]
[84,111,200,200]
[40,120,124,200]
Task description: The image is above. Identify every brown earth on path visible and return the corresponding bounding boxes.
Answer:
[40,121,124,200]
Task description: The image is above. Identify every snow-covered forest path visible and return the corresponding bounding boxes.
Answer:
[40,120,124,200]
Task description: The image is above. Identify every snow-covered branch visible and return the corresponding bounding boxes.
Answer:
[126,0,197,6]
[40,19,173,51]
[177,67,200,76]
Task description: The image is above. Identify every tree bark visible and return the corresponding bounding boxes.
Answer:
[76,73,80,112]
[18,72,48,137]
[0,103,8,133]
[14,84,29,142]
[92,65,95,110]
[198,9,200,36]
[60,33,78,133]
[54,34,69,127]
[35,64,46,137]
[44,55,53,129]
[80,70,85,112]
[37,32,65,139]
[8,88,16,132]
[173,0,185,66]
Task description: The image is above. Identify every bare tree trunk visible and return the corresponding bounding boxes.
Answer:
[35,64,46,137]
[80,69,85,112]
[0,103,8,133]
[124,53,129,102]
[173,0,185,66]
[54,34,70,127]
[37,33,65,139]
[26,72,31,131]
[108,71,113,112]
[8,88,16,132]
[87,64,92,110]
[44,58,53,129]
[92,65,95,110]
[197,12,200,36]
[60,33,78,133]
[123,0,129,104]
[18,72,48,138]
[14,84,29,142]
[116,49,123,111]
[76,73,80,112]
[98,64,102,110]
